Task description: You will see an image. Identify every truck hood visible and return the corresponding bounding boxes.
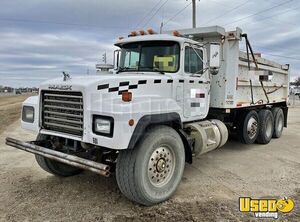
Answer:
[41,72,170,88]
[39,72,176,113]
[39,72,172,92]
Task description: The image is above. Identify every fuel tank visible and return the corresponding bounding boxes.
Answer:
[184,119,228,156]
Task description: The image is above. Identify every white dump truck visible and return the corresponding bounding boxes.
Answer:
[6,26,289,206]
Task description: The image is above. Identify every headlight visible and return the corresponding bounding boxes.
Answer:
[93,115,114,137]
[22,106,34,123]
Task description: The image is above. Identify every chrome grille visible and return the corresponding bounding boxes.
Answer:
[42,91,84,136]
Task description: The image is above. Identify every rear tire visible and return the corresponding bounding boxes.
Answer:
[116,126,185,206]
[256,109,274,144]
[35,134,82,177]
[272,107,284,138]
[238,110,259,144]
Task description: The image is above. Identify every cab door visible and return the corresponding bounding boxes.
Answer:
[183,44,210,120]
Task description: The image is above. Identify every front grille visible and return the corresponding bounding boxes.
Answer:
[42,91,84,137]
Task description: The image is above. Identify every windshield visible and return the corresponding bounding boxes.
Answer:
[119,41,180,73]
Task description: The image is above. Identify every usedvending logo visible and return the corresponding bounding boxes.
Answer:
[48,85,72,90]
[239,197,295,219]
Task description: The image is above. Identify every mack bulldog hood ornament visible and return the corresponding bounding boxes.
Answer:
[62,71,71,81]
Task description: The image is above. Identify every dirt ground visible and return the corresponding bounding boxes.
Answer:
[0,94,34,135]
[0,96,299,221]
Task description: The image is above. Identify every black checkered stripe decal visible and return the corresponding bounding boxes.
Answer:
[97,79,210,95]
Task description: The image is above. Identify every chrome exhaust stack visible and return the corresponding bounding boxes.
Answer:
[5,137,110,177]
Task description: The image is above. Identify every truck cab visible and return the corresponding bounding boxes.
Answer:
[115,33,212,122]
[21,31,222,151]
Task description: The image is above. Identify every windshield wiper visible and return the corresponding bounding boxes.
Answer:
[153,68,165,75]
[139,67,165,74]
[190,67,209,77]
[117,67,135,74]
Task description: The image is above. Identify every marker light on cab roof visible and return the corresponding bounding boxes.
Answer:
[147,29,156,35]
[129,31,138,37]
[139,30,146,35]
[173,30,181,37]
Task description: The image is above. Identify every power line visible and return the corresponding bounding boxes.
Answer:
[200,0,252,26]
[262,53,300,61]
[135,0,164,29]
[164,2,192,26]
[208,0,234,8]
[0,17,122,29]
[253,44,300,57]
[142,0,170,28]
[240,4,300,27]
[240,45,300,61]
[223,0,294,26]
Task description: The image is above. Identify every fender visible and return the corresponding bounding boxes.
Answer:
[128,113,182,149]
[127,113,193,164]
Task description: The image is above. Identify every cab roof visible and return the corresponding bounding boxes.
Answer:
[114,34,198,47]
[115,26,242,47]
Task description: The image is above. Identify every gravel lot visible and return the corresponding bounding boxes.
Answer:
[0,96,299,221]
[0,94,34,135]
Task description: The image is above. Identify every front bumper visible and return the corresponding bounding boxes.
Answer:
[6,137,110,177]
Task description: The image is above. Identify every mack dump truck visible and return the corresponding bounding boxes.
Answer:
[6,26,289,206]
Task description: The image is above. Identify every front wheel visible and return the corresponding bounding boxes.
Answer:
[35,134,82,177]
[116,126,185,206]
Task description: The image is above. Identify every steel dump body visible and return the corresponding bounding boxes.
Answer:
[236,52,289,108]
[167,26,289,109]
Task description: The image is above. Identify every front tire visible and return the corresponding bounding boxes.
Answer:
[35,134,82,177]
[116,126,185,206]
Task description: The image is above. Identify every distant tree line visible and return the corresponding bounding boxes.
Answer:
[0,86,38,93]
[290,77,300,87]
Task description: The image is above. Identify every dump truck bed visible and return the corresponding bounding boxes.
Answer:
[209,46,289,109]
[234,52,289,107]
[169,26,290,109]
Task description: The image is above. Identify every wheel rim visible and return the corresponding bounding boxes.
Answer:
[266,117,273,138]
[148,146,175,187]
[247,117,258,140]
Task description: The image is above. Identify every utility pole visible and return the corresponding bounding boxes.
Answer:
[102,52,107,64]
[160,22,164,34]
[189,0,199,28]
[192,0,196,28]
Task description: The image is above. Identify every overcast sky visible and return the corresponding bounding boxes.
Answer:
[0,0,299,87]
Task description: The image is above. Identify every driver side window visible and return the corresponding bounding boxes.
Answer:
[124,51,140,69]
[184,46,203,74]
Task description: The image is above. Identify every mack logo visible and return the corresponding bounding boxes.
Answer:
[212,51,219,58]
[48,85,72,90]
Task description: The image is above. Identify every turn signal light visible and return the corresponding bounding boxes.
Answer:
[122,91,132,102]
[128,119,135,126]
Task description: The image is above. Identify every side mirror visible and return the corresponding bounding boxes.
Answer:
[209,43,220,75]
[113,50,121,70]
